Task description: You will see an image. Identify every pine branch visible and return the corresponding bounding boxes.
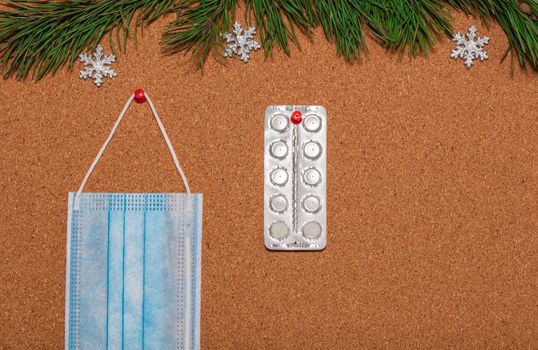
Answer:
[372,0,453,56]
[244,0,314,56]
[162,0,538,70]
[0,0,537,79]
[161,0,237,67]
[0,0,176,80]
[313,1,370,61]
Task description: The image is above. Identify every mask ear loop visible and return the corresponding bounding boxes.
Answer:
[74,91,191,210]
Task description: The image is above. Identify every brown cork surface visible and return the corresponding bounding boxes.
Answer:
[0,11,537,349]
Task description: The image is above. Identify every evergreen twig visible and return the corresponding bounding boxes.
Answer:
[0,0,537,80]
[314,1,372,61]
[0,0,176,80]
[244,0,313,56]
[374,0,453,56]
[161,0,236,67]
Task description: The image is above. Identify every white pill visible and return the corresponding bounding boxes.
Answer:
[302,194,321,213]
[270,167,288,186]
[302,221,322,240]
[269,221,290,240]
[270,194,288,213]
[303,114,322,132]
[303,140,322,159]
[270,140,288,159]
[271,114,289,132]
[303,167,321,186]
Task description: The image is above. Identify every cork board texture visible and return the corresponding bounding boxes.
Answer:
[0,12,537,350]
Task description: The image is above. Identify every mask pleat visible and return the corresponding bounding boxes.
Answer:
[107,195,124,349]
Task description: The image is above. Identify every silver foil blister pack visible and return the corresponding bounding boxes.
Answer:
[264,106,327,250]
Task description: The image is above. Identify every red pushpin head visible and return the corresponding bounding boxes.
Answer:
[290,111,302,125]
[134,88,146,104]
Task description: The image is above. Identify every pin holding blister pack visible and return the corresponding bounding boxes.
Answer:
[264,106,327,250]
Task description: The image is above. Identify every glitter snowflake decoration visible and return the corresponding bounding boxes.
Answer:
[79,44,117,86]
[450,25,489,69]
[222,21,261,63]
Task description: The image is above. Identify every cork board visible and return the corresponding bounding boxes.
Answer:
[0,11,537,349]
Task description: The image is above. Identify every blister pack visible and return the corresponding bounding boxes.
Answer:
[264,106,327,251]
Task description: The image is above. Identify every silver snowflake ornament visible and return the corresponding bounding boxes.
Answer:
[79,44,117,86]
[451,25,489,69]
[222,21,261,62]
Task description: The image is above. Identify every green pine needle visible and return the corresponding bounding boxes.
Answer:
[161,0,237,67]
[244,0,313,56]
[0,0,537,80]
[314,1,370,61]
[0,0,176,80]
[374,0,453,56]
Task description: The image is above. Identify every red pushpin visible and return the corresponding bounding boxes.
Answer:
[290,111,302,125]
[134,88,146,104]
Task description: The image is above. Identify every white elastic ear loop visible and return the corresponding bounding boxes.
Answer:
[74,93,191,210]
[145,93,191,196]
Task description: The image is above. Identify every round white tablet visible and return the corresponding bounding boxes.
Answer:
[270,194,288,213]
[270,114,289,132]
[302,221,322,240]
[302,194,321,213]
[269,221,290,240]
[270,140,288,159]
[270,167,288,186]
[303,140,322,159]
[303,167,321,186]
[303,114,322,132]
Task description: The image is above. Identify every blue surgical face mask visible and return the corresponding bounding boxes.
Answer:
[66,93,202,350]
